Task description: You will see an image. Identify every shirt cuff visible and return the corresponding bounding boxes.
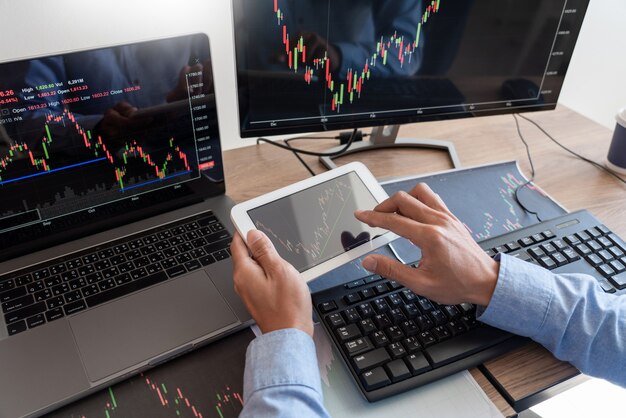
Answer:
[243,328,322,403]
[477,254,554,338]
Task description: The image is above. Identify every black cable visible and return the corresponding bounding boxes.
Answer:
[512,114,542,222]
[284,137,316,176]
[517,113,626,186]
[255,128,358,157]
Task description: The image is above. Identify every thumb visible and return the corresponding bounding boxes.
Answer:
[362,254,422,287]
[247,230,283,274]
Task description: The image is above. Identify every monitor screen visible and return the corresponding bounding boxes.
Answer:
[247,171,386,272]
[0,34,224,260]
[233,0,590,137]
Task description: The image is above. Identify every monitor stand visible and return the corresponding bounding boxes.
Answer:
[319,125,462,170]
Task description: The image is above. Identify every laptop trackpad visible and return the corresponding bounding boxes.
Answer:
[70,270,239,382]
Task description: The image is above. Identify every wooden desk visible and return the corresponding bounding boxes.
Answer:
[223,105,626,416]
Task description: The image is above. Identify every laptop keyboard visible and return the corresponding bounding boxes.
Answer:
[0,211,231,336]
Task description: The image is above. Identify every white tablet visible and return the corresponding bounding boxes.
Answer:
[230,162,398,282]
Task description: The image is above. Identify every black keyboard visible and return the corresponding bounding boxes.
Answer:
[312,209,625,402]
[1,211,231,337]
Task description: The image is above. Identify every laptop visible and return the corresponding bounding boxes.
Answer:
[0,33,252,417]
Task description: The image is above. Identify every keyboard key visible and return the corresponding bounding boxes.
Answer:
[385,359,411,383]
[542,230,556,239]
[586,253,603,266]
[357,303,375,318]
[184,260,202,271]
[326,313,345,328]
[551,253,568,266]
[387,293,403,308]
[64,300,87,316]
[364,275,382,284]
[563,248,581,262]
[386,326,404,342]
[46,296,65,309]
[45,308,65,322]
[552,239,567,250]
[563,235,580,246]
[336,324,361,342]
[418,331,436,347]
[374,283,391,295]
[318,301,337,313]
[598,236,613,248]
[7,320,27,336]
[214,250,230,261]
[405,353,431,375]
[598,279,616,293]
[345,337,373,356]
[370,330,389,347]
[609,246,625,259]
[345,279,365,289]
[0,286,27,303]
[575,231,591,242]
[425,327,512,367]
[518,237,534,247]
[344,293,361,304]
[587,240,602,252]
[609,271,626,290]
[64,290,82,304]
[360,367,391,391]
[446,320,467,336]
[540,243,557,254]
[372,298,390,314]
[403,336,423,353]
[402,303,420,319]
[353,348,391,373]
[506,241,521,252]
[388,308,406,324]
[199,254,216,266]
[415,315,434,331]
[597,264,615,278]
[359,287,376,299]
[26,314,46,329]
[359,318,377,335]
[0,278,15,293]
[166,265,187,278]
[610,260,626,274]
[343,308,361,323]
[432,325,451,341]
[400,320,419,336]
[539,256,557,269]
[388,280,403,290]
[528,247,545,259]
[430,309,447,325]
[531,233,545,243]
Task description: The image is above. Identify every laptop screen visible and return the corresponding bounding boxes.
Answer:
[0,34,225,261]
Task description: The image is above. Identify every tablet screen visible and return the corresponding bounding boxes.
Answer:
[247,171,386,272]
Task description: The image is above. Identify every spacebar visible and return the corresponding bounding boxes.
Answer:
[425,326,512,367]
[85,272,168,308]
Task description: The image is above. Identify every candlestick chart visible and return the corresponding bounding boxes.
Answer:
[273,0,441,113]
[0,109,193,191]
[45,328,254,418]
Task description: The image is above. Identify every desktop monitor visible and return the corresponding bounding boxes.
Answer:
[232,0,590,163]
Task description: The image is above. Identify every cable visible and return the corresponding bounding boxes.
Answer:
[517,113,626,186]
[512,114,542,222]
[284,137,316,176]
[256,128,359,157]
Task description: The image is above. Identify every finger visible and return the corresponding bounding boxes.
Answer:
[230,233,253,269]
[373,191,440,224]
[247,230,284,274]
[409,183,452,215]
[362,254,427,289]
[355,209,427,247]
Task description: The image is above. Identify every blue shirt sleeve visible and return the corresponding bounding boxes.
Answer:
[478,254,626,386]
[240,328,331,418]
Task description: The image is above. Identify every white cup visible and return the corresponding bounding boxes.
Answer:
[607,108,626,175]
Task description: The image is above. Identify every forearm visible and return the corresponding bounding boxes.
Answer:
[478,255,626,386]
[240,328,331,418]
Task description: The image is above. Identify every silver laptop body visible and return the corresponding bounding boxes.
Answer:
[0,34,251,418]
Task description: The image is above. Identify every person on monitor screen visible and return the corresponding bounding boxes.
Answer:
[231,183,625,417]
